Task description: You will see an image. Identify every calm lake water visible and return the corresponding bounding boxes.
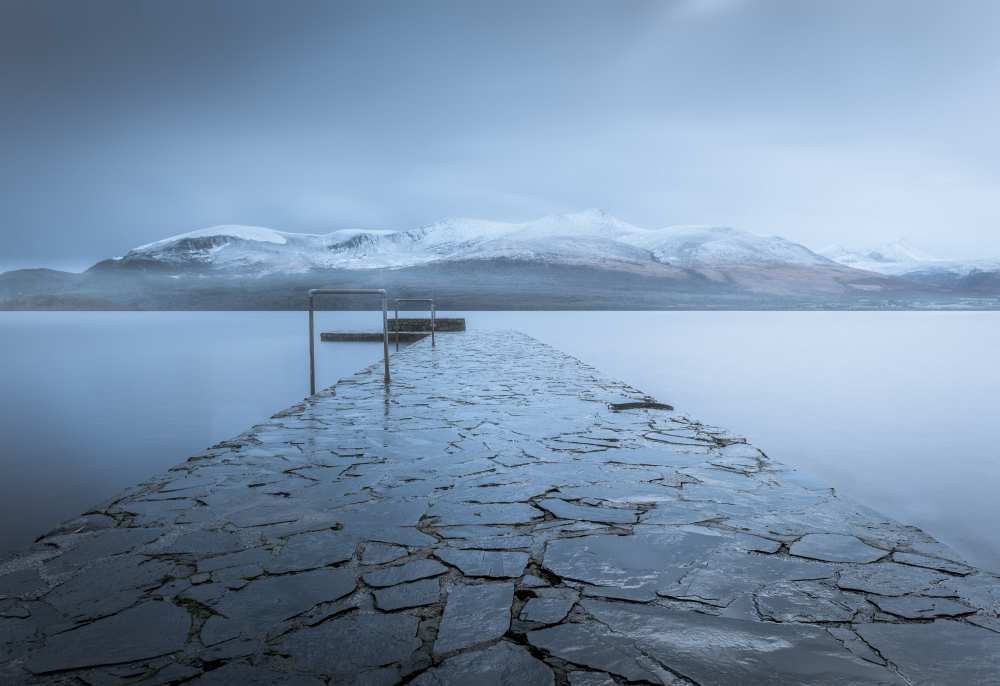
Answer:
[1,311,998,572]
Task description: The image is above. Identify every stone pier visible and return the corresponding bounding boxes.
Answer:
[2,330,999,684]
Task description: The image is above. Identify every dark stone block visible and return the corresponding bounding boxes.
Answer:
[25,601,189,674]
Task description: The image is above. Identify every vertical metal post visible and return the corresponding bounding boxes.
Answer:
[307,288,390,395]
[381,293,390,383]
[431,302,436,347]
[394,304,400,352]
[308,295,316,396]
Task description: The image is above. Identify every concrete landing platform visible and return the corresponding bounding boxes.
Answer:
[320,331,427,343]
[321,317,465,343]
[389,318,465,332]
[2,330,999,684]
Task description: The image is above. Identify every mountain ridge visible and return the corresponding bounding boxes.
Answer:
[101,209,836,276]
[2,211,998,309]
[819,240,1000,295]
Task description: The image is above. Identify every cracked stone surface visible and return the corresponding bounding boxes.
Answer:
[412,641,553,685]
[837,561,950,597]
[790,533,888,563]
[754,580,868,623]
[186,662,325,685]
[1,330,998,684]
[278,612,422,683]
[855,620,1000,684]
[530,599,904,684]
[201,567,356,645]
[870,594,974,619]
[892,551,974,575]
[374,578,441,611]
[519,587,578,625]
[526,621,667,683]
[265,529,356,573]
[25,601,189,674]
[434,582,514,657]
[362,559,448,588]
[362,542,409,565]
[567,672,617,686]
[435,547,529,578]
[536,498,639,524]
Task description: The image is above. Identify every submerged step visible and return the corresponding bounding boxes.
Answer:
[321,317,466,342]
[390,317,465,332]
[320,331,428,342]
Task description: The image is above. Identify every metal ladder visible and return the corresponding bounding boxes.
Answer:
[307,290,437,395]
[308,288,390,394]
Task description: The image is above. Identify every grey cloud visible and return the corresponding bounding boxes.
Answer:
[1,0,998,271]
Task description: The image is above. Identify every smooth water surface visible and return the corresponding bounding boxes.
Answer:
[0,311,383,554]
[1,311,998,572]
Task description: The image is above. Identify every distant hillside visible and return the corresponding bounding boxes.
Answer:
[2,211,998,310]
[820,241,1000,294]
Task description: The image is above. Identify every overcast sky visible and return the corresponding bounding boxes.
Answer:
[2,0,999,271]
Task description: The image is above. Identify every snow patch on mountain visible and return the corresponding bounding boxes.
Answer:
[630,225,829,267]
[119,210,838,275]
[135,225,291,250]
[820,241,1000,277]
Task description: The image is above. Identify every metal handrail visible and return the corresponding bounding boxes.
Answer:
[308,288,389,395]
[394,298,436,351]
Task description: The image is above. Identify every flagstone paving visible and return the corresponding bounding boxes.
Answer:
[2,330,1000,684]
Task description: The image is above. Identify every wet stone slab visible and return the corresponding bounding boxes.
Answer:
[536,498,639,524]
[373,578,441,611]
[434,582,514,657]
[1,329,998,684]
[434,547,529,578]
[870,594,975,620]
[362,559,448,588]
[531,599,908,684]
[412,641,553,686]
[201,567,357,645]
[855,620,1000,684]
[789,533,888,563]
[567,672,617,686]
[519,587,579,625]
[361,542,409,565]
[278,611,423,683]
[25,601,189,674]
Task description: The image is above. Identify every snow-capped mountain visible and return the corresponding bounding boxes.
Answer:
[13,210,995,310]
[114,210,835,275]
[820,241,1000,279]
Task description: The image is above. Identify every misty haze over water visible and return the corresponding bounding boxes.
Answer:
[1,311,997,572]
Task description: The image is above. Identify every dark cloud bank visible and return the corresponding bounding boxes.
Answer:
[2,0,999,273]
